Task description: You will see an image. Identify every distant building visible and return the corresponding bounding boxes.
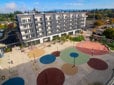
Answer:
[16,12,87,46]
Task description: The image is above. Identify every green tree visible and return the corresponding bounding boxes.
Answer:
[103,28,114,39]
[95,14,102,20]
[109,18,114,24]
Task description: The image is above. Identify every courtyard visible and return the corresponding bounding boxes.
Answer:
[0,40,114,85]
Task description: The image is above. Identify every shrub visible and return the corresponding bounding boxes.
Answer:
[4,47,12,52]
[70,35,84,41]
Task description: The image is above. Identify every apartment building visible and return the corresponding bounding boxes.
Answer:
[16,12,87,46]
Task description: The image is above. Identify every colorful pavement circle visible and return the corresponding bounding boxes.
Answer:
[40,54,56,64]
[70,52,79,58]
[2,77,24,85]
[76,41,109,55]
[87,58,108,70]
[60,47,89,65]
[51,51,60,57]
[37,68,65,85]
[61,63,78,75]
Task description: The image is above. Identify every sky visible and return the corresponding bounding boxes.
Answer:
[0,0,114,13]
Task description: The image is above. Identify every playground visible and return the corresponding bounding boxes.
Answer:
[0,41,113,85]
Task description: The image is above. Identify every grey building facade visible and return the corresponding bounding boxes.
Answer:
[16,12,87,46]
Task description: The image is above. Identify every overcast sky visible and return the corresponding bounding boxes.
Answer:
[0,0,114,13]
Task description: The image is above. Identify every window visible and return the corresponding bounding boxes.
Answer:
[40,18,42,21]
[40,22,43,25]
[22,19,27,23]
[30,29,34,32]
[65,16,67,19]
[23,24,27,28]
[72,15,74,18]
[35,18,37,21]
[58,17,60,19]
[49,17,51,20]
[25,30,29,33]
[26,35,29,39]
[29,24,32,27]
[28,19,31,22]
[31,34,34,37]
[45,18,47,20]
[36,23,38,26]
[25,30,27,33]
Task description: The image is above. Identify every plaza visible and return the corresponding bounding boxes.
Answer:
[0,40,114,85]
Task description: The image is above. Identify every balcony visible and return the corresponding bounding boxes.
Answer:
[20,28,33,31]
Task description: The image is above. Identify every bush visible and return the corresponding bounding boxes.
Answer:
[4,47,12,52]
[89,36,94,41]
[103,28,114,39]
[70,35,84,41]
[101,40,114,50]
[107,42,114,50]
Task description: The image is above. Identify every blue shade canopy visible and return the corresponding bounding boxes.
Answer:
[70,52,79,58]
[2,77,24,85]
[40,54,56,64]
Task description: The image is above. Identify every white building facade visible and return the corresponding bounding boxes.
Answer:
[16,12,87,46]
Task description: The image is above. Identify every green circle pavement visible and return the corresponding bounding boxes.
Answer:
[60,47,90,65]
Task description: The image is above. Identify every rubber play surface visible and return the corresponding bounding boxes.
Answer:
[76,41,109,55]
[37,68,65,85]
[40,54,56,64]
[28,48,45,58]
[87,58,108,70]
[51,51,60,57]
[2,77,24,85]
[61,63,78,75]
[60,47,89,65]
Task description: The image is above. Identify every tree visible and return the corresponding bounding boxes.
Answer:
[94,20,104,27]
[14,11,23,14]
[109,18,114,24]
[0,24,8,29]
[60,36,67,43]
[103,28,114,39]
[8,23,14,28]
[32,8,40,13]
[95,14,102,20]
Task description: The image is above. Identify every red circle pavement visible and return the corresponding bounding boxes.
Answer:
[51,51,60,57]
[87,58,108,70]
[76,41,109,55]
[37,68,65,85]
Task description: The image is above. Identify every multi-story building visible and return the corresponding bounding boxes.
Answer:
[16,12,87,46]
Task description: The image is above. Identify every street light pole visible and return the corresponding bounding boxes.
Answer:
[33,53,36,63]
[72,57,76,67]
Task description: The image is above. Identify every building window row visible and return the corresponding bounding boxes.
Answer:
[21,19,32,23]
[45,17,51,21]
[35,18,42,22]
[20,24,32,28]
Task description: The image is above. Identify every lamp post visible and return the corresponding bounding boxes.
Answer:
[33,53,36,63]
[8,54,11,79]
[70,52,79,68]
[91,48,94,56]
